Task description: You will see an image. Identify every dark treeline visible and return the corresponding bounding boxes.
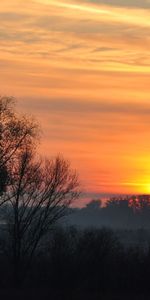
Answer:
[66,195,150,229]
[0,225,150,297]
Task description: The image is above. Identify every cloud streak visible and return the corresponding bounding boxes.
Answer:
[21,98,150,116]
[35,0,150,28]
[82,0,150,9]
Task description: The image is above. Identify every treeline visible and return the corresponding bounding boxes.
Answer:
[67,196,150,229]
[0,226,150,295]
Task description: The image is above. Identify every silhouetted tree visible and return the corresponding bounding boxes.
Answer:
[130,195,150,211]
[86,199,102,210]
[1,146,80,285]
[0,97,80,285]
[106,197,130,209]
[0,166,8,195]
[0,96,38,195]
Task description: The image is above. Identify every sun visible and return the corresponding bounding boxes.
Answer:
[143,183,150,194]
[134,181,150,195]
[122,177,150,195]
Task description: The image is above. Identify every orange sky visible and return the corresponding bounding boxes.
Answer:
[1,0,150,204]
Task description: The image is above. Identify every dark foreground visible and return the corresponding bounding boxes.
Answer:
[0,290,149,300]
[0,227,150,297]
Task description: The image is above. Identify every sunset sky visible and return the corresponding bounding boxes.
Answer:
[1,0,150,205]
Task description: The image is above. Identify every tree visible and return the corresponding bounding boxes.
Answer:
[1,147,80,284]
[130,195,150,211]
[0,96,38,195]
[0,165,8,195]
[0,97,80,285]
[86,199,102,210]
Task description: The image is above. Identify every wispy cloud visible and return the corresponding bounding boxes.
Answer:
[81,0,150,9]
[21,97,150,116]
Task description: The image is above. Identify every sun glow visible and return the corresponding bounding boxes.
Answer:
[123,181,150,194]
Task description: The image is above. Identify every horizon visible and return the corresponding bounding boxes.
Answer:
[1,0,150,202]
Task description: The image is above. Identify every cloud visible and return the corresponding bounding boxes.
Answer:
[0,1,150,74]
[21,97,150,116]
[92,47,118,52]
[0,12,28,21]
[80,0,150,9]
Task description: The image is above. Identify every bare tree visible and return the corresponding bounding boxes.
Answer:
[0,96,80,284]
[0,96,38,195]
[1,147,80,284]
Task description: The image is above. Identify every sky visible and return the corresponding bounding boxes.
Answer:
[1,0,150,205]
